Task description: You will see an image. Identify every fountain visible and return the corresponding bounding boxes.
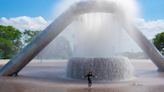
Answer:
[66,9,136,81]
[67,57,134,81]
[0,0,163,78]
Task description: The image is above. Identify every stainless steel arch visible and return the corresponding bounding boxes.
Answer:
[0,1,164,76]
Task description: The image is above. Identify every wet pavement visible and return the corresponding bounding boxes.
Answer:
[0,60,164,92]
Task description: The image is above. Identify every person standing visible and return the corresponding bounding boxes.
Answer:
[85,72,96,88]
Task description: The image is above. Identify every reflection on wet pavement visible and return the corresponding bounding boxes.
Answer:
[0,60,164,92]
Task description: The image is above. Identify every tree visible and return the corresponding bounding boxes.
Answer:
[153,32,164,55]
[23,30,40,45]
[0,25,22,59]
[0,25,41,59]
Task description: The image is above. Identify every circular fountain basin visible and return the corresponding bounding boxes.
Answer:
[67,57,134,81]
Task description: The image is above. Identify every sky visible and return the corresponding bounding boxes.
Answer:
[0,0,60,20]
[0,0,163,20]
[138,0,164,20]
[0,0,164,39]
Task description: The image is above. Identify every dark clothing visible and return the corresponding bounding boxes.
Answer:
[85,72,95,88]
[85,73,93,83]
[88,78,92,84]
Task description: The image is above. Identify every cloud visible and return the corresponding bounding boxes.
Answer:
[136,18,164,39]
[0,16,163,40]
[0,16,49,31]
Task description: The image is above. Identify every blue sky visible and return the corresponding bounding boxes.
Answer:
[0,0,163,20]
[138,0,164,20]
[0,0,60,20]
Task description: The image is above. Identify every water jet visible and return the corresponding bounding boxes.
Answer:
[67,57,134,81]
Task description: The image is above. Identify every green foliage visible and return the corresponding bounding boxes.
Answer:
[0,25,40,59]
[153,32,164,55]
[0,25,22,59]
[23,30,40,45]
